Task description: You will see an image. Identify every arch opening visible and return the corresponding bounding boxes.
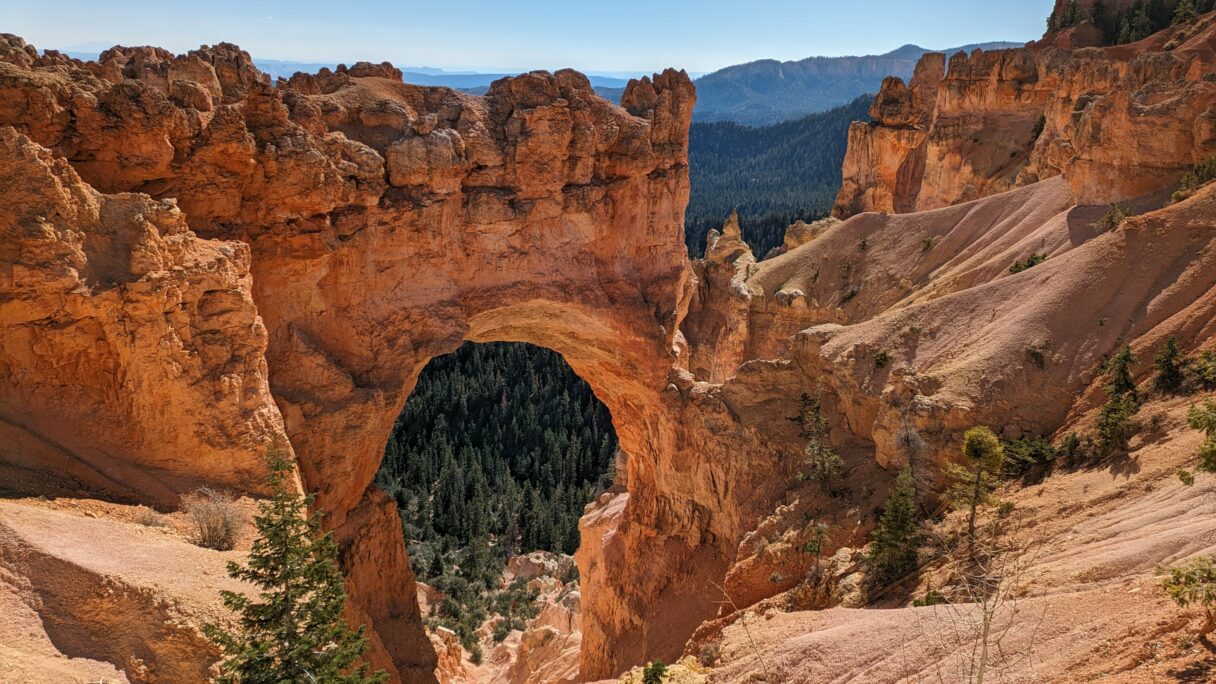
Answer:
[374,341,621,668]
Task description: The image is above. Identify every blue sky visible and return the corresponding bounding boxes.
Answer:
[6,0,1055,74]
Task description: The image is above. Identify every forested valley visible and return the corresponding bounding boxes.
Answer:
[376,342,617,655]
[684,94,870,258]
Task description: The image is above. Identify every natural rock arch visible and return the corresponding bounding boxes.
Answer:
[1,40,798,682]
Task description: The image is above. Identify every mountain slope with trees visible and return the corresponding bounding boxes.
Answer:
[685,94,871,258]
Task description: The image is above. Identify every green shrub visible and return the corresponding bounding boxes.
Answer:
[912,587,949,607]
[1093,204,1131,231]
[642,660,667,684]
[1009,252,1048,274]
[874,350,891,368]
[920,237,936,252]
[1187,400,1216,474]
[1195,351,1216,390]
[1171,155,1216,203]
[1161,555,1216,637]
[1003,437,1056,479]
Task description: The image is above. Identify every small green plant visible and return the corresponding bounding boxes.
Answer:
[1057,432,1082,466]
[801,520,829,557]
[1009,252,1048,274]
[1093,204,1133,231]
[859,237,869,251]
[920,236,936,252]
[769,572,784,584]
[1025,345,1047,369]
[1161,555,1216,638]
[913,585,949,607]
[874,349,891,368]
[642,660,667,684]
[1187,400,1216,473]
[492,619,515,643]
[1154,335,1187,395]
[865,467,921,586]
[1171,155,1216,203]
[1179,469,1196,486]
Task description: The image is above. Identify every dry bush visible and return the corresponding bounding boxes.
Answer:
[183,487,243,550]
[132,506,165,527]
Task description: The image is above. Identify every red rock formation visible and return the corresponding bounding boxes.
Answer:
[2,33,781,682]
[4,10,1215,683]
[835,15,1216,216]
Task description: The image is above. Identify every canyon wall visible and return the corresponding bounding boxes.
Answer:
[834,14,1216,217]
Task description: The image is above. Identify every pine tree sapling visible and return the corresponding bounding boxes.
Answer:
[205,452,386,684]
[1153,335,1186,395]
[1162,556,1216,637]
[1188,400,1216,474]
[866,467,921,586]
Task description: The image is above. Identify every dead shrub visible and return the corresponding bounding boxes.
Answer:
[132,506,165,527]
[183,487,243,550]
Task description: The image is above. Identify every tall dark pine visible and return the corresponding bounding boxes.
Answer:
[205,452,385,684]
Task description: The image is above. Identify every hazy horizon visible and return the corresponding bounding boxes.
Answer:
[6,0,1055,74]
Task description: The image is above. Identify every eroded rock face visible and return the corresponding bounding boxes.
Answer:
[834,16,1216,216]
[0,127,283,505]
[1,34,778,682]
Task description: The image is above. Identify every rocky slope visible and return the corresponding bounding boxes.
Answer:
[1,10,1215,684]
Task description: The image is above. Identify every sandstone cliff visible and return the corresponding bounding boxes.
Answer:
[834,13,1216,216]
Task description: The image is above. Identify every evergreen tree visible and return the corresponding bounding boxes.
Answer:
[1154,335,1186,394]
[866,467,921,586]
[1173,0,1200,24]
[1097,345,1140,454]
[205,452,385,684]
[1105,345,1139,401]
[792,392,844,493]
[946,427,1006,556]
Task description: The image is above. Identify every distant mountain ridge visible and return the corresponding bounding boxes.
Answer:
[693,41,1023,125]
